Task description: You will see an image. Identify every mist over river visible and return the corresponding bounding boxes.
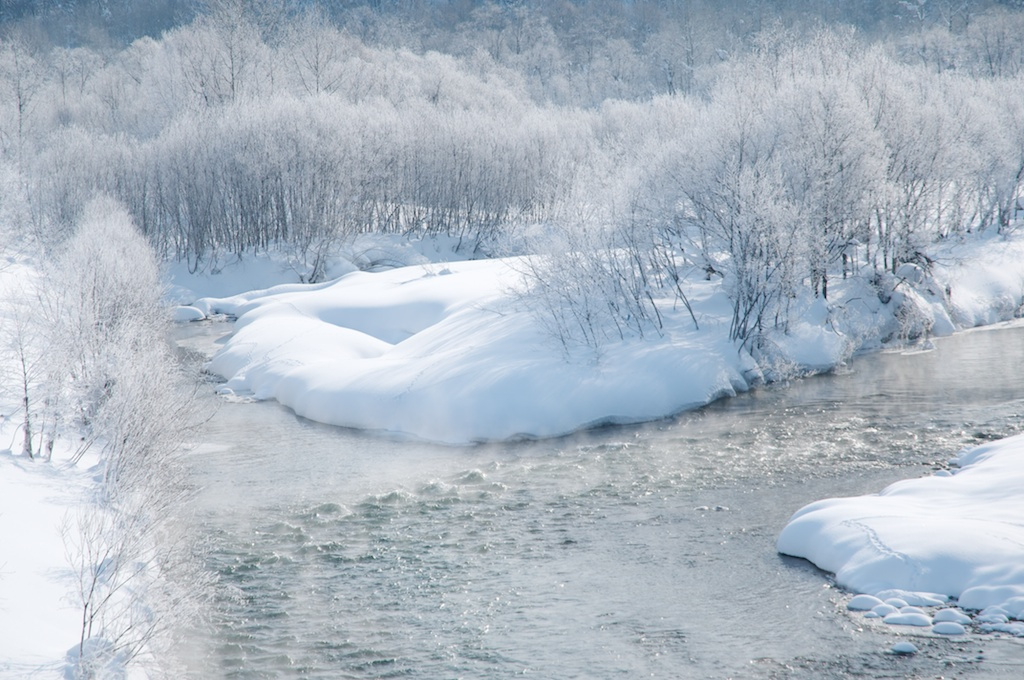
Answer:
[174,322,1024,679]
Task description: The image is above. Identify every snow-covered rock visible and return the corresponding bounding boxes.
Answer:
[933,608,972,624]
[847,594,884,611]
[932,621,967,636]
[890,641,918,655]
[883,611,932,627]
[173,305,206,322]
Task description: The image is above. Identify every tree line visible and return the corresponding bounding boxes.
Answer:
[1,1,1023,350]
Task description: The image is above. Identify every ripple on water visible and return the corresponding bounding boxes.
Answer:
[296,502,348,521]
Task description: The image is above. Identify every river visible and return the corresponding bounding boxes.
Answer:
[174,321,1024,679]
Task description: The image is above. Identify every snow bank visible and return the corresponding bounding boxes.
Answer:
[778,433,1024,631]
[165,234,473,306]
[0,451,89,677]
[0,263,88,675]
[933,231,1024,329]
[188,232,1024,444]
[198,258,757,444]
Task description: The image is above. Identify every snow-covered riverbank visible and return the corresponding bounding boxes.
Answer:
[0,447,94,677]
[6,227,1024,677]
[179,231,1024,445]
[0,259,89,677]
[770,233,1024,635]
[1,212,201,679]
[778,432,1024,638]
[190,257,755,443]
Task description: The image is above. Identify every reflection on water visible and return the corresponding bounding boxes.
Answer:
[179,322,1024,678]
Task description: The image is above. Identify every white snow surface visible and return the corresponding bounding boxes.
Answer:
[184,232,1024,444]
[778,433,1024,619]
[0,450,90,677]
[0,258,90,678]
[197,257,755,444]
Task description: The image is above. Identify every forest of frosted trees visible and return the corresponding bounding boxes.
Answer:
[2,0,1024,349]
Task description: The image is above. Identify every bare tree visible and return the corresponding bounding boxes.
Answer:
[2,297,42,458]
[0,31,45,168]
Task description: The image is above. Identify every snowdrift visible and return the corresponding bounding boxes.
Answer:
[778,433,1024,634]
[195,258,757,444]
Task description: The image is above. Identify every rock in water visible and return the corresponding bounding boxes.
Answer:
[933,608,972,625]
[848,594,884,611]
[932,621,967,636]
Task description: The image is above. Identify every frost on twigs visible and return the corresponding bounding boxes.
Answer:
[20,196,210,680]
[516,218,698,358]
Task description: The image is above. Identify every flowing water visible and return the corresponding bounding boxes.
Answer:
[176,322,1024,679]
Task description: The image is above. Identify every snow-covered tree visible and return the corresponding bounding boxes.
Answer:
[0,31,45,167]
[32,196,207,678]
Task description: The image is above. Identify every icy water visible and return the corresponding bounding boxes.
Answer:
[177,323,1024,679]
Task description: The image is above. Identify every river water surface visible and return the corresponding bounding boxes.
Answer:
[176,322,1024,679]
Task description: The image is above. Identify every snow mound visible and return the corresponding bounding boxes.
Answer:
[847,594,883,611]
[778,433,1024,630]
[173,305,205,322]
[201,258,753,444]
[882,611,932,627]
[890,641,918,655]
[932,621,967,636]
